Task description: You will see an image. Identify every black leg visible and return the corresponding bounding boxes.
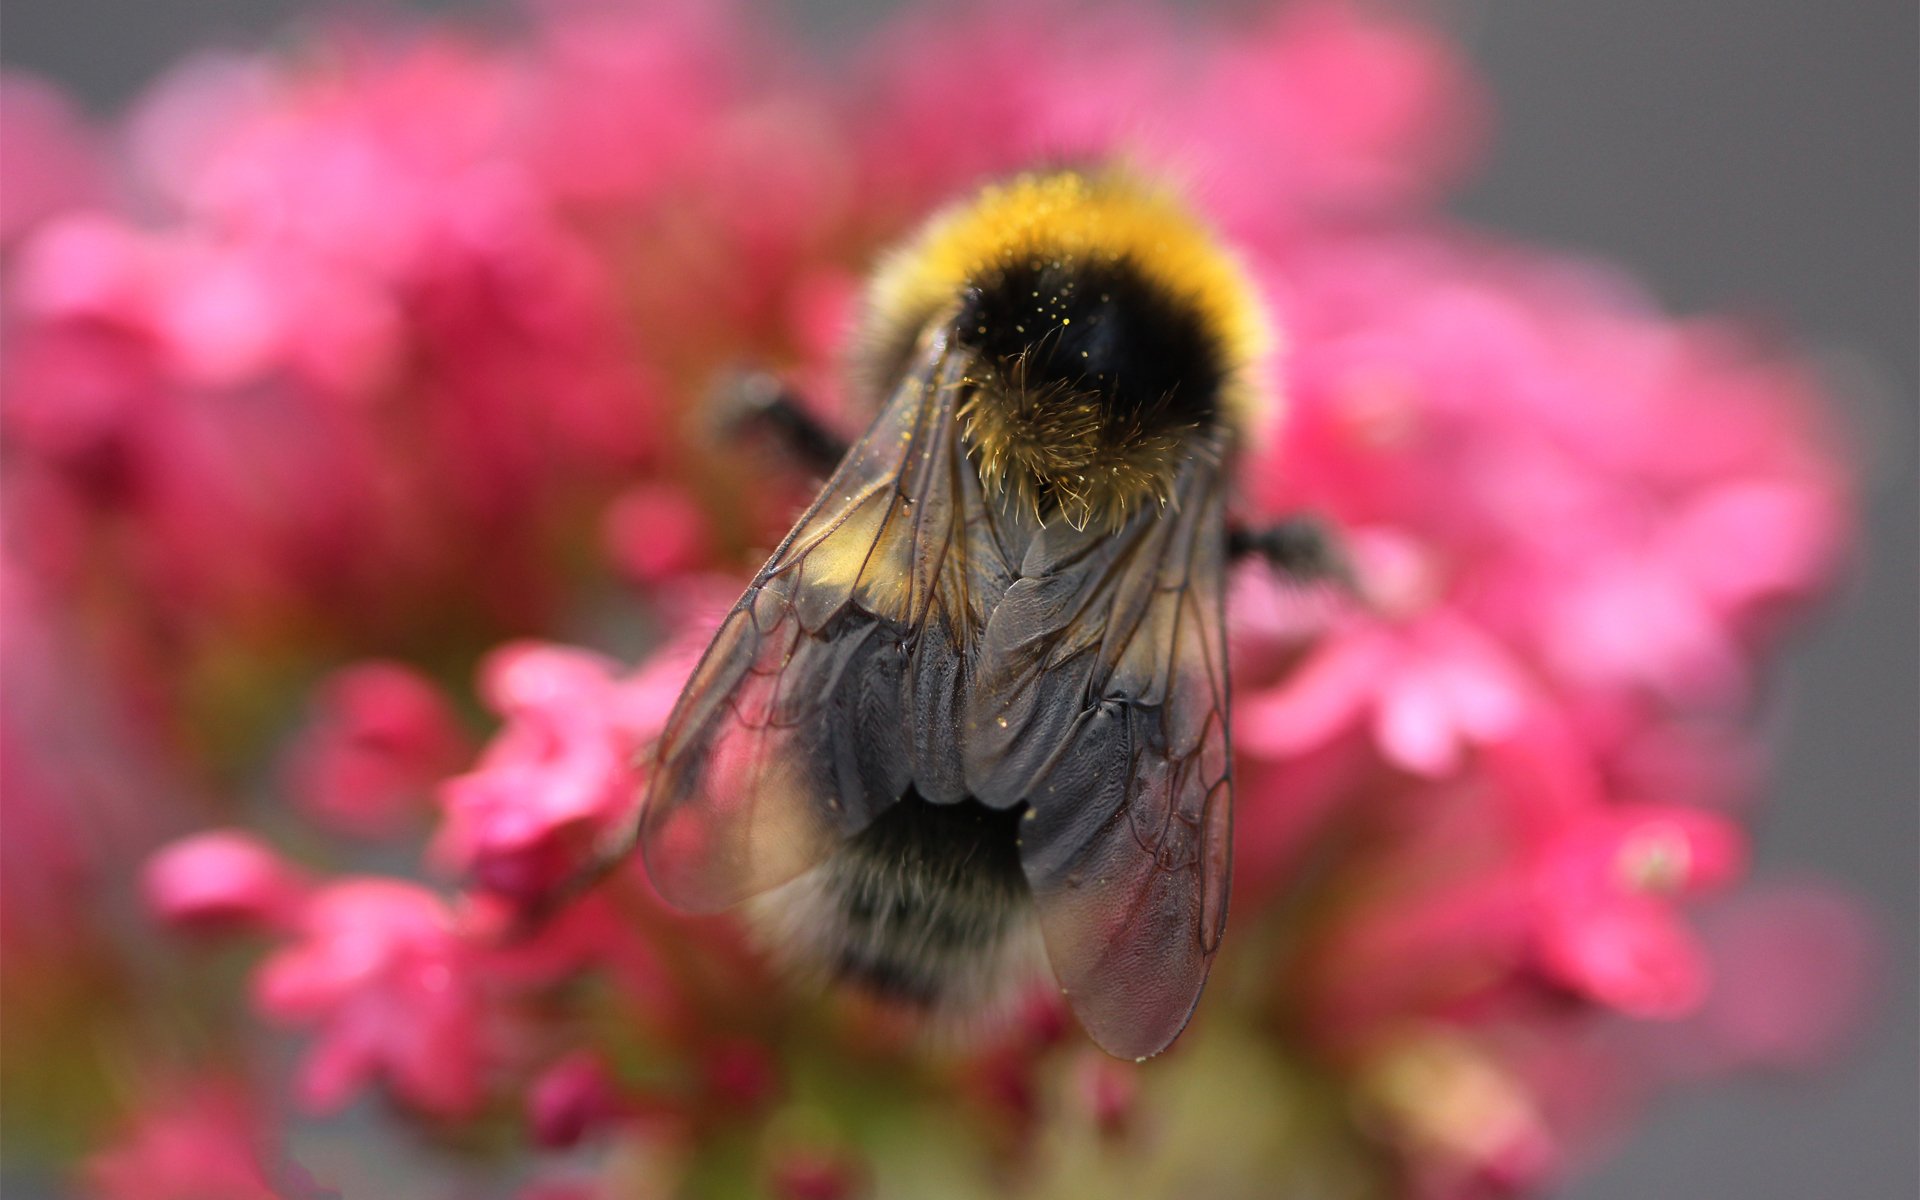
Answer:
[711,371,851,477]
[1228,515,1356,592]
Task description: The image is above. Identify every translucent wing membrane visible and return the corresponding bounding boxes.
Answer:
[644,331,1235,1060]
[966,455,1234,1060]
[641,338,1017,911]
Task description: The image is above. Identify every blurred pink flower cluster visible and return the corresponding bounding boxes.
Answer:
[2,2,1869,1197]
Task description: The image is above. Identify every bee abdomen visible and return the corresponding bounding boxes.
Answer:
[751,792,1040,1017]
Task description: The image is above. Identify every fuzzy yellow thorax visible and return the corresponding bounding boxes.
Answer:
[862,168,1276,528]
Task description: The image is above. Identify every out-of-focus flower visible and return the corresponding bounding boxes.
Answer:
[252,879,485,1115]
[283,662,471,838]
[1360,1032,1558,1199]
[702,1039,781,1114]
[1180,1,1489,224]
[82,1078,280,1200]
[432,638,692,902]
[2,31,674,670]
[1529,806,1745,1017]
[604,482,713,586]
[0,74,105,244]
[769,1145,865,1200]
[1636,882,1878,1078]
[1237,608,1533,777]
[1,551,174,954]
[143,830,309,934]
[529,1052,626,1149]
[1074,1052,1138,1137]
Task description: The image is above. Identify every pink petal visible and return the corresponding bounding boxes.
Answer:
[1540,898,1709,1018]
[1375,669,1462,776]
[142,830,305,933]
[1235,630,1391,758]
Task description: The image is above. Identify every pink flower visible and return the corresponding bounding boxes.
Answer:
[603,482,712,586]
[0,73,104,244]
[853,1,1172,219]
[529,1052,625,1149]
[436,645,648,900]
[1183,2,1489,226]
[1237,605,1533,778]
[1530,807,1745,1017]
[1074,1052,1138,1137]
[704,1039,781,1114]
[1242,234,1848,733]
[252,879,486,1115]
[1631,882,1876,1077]
[143,830,308,934]
[283,662,470,838]
[1296,755,1745,1043]
[5,28,675,654]
[434,618,714,902]
[82,1078,281,1200]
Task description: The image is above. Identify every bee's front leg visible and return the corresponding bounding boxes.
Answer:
[711,371,851,477]
[1227,515,1355,592]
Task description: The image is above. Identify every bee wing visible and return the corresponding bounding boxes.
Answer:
[642,343,1016,912]
[966,454,1233,1060]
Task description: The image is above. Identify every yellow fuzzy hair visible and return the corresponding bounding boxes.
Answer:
[862,166,1277,445]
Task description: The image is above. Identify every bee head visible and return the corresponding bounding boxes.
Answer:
[862,168,1277,529]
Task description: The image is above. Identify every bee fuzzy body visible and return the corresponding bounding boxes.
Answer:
[749,796,1045,1027]
[642,166,1277,1059]
[863,167,1272,529]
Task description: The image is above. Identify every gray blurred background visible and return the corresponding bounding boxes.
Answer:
[6,0,1914,1196]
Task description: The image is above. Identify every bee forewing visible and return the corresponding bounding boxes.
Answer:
[640,599,900,911]
[640,344,1014,912]
[965,454,1234,1058]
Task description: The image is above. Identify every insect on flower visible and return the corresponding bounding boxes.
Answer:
[615,168,1345,1060]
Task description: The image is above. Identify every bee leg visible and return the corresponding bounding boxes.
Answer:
[712,370,851,477]
[1228,515,1356,591]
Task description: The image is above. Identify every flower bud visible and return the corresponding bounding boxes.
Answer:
[143,830,305,934]
[529,1053,623,1149]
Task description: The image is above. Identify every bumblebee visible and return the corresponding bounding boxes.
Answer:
[632,168,1338,1060]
